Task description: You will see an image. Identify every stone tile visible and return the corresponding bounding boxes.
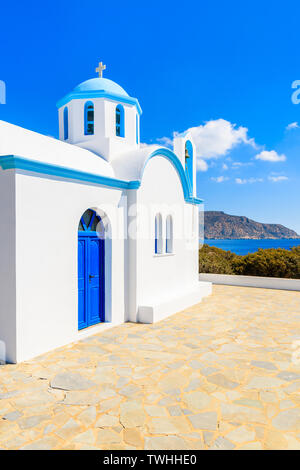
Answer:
[96,429,122,445]
[182,391,212,411]
[77,406,97,425]
[221,403,265,425]
[123,428,143,447]
[50,373,95,391]
[168,405,182,416]
[145,405,168,417]
[72,430,95,445]
[55,418,81,440]
[233,398,263,408]
[95,414,119,427]
[145,436,189,450]
[277,372,300,382]
[209,436,235,450]
[18,414,51,430]
[207,374,238,390]
[2,411,22,421]
[147,417,191,434]
[272,409,300,431]
[226,425,255,443]
[21,436,60,450]
[245,376,285,390]
[188,412,217,431]
[120,401,146,428]
[251,361,277,371]
[238,441,263,450]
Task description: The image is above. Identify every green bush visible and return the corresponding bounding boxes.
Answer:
[199,244,300,279]
[199,244,237,274]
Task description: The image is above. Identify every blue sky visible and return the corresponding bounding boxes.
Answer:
[1,0,300,233]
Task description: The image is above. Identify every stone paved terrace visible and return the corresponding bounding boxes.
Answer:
[1,285,300,450]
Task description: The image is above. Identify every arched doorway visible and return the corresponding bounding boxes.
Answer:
[78,209,105,330]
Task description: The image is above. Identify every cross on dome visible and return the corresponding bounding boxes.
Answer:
[95,61,106,78]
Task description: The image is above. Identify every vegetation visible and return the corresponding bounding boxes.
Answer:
[199,244,300,279]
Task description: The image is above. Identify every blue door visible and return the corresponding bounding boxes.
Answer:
[78,210,105,330]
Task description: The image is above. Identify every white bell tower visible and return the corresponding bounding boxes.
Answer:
[57,62,142,162]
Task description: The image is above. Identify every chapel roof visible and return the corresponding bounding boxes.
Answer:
[0,120,115,178]
[73,78,129,97]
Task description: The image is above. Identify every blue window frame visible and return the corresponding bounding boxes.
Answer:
[63,107,68,140]
[116,104,125,137]
[84,101,94,135]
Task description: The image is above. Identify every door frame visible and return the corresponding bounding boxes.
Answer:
[78,231,105,330]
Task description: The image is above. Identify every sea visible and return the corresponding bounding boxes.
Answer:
[203,239,300,256]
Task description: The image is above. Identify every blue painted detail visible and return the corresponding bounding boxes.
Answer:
[185,140,193,193]
[0,155,140,190]
[84,101,94,135]
[78,210,105,330]
[74,78,129,96]
[57,88,142,116]
[0,155,203,205]
[116,104,124,137]
[63,107,68,140]
[143,148,203,205]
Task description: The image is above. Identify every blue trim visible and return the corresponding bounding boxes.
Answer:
[0,154,203,205]
[0,155,140,190]
[57,90,142,116]
[143,148,203,205]
[185,140,193,193]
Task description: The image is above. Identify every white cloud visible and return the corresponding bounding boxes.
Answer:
[268,175,288,182]
[211,176,229,183]
[235,177,263,184]
[286,122,299,130]
[156,136,173,147]
[182,119,256,159]
[232,161,253,168]
[196,159,208,172]
[255,150,286,162]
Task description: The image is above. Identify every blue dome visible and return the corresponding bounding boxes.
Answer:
[73,78,129,97]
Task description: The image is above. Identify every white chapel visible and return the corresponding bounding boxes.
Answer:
[0,63,211,363]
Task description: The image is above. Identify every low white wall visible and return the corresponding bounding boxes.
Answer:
[199,273,300,291]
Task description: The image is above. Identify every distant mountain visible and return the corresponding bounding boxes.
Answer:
[204,211,300,239]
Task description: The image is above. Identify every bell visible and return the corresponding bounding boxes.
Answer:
[185,147,190,159]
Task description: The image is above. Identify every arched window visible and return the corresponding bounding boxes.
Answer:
[166,215,173,253]
[116,104,125,137]
[155,214,163,254]
[63,107,68,140]
[185,140,193,192]
[78,209,103,234]
[136,114,139,144]
[84,101,94,135]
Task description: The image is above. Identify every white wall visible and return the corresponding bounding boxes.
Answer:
[199,273,300,291]
[0,169,17,363]
[133,157,200,317]
[14,171,126,362]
